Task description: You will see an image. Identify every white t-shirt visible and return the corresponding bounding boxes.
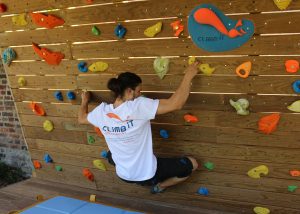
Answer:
[87,97,159,181]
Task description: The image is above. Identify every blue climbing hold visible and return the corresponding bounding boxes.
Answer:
[54,91,63,101]
[67,91,76,100]
[78,61,88,73]
[114,24,127,39]
[197,187,209,196]
[101,150,108,159]
[44,154,53,163]
[292,80,300,93]
[2,48,16,66]
[160,129,169,139]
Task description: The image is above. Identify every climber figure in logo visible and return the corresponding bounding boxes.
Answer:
[78,64,199,194]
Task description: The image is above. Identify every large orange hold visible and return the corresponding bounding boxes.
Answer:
[258,113,280,134]
[83,168,94,181]
[285,60,299,73]
[29,102,45,116]
[184,114,199,123]
[32,43,65,65]
[290,170,300,177]
[31,13,65,29]
[236,61,251,78]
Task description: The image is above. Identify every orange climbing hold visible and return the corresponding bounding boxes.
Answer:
[32,43,65,65]
[83,168,94,181]
[30,13,65,29]
[184,114,199,123]
[285,60,299,73]
[170,20,184,37]
[258,113,280,134]
[94,127,103,137]
[236,61,251,78]
[290,170,300,177]
[33,160,42,169]
[29,102,45,116]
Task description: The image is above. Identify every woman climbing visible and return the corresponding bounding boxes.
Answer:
[78,62,199,194]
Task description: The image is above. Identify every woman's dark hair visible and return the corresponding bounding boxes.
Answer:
[107,72,142,98]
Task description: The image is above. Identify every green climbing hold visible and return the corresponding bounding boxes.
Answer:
[204,162,214,170]
[288,185,298,192]
[92,26,101,36]
[88,135,95,145]
[55,165,62,171]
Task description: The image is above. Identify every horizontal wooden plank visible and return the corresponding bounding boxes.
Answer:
[6,56,300,76]
[12,90,300,113]
[27,138,300,181]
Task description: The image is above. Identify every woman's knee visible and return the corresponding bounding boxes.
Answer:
[187,156,198,171]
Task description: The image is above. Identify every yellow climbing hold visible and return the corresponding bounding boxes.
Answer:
[273,0,292,10]
[89,194,96,202]
[188,56,196,65]
[18,77,26,87]
[198,64,215,76]
[287,100,300,112]
[247,165,269,179]
[253,206,270,214]
[93,159,106,171]
[12,13,28,26]
[43,120,54,132]
[88,62,108,72]
[144,22,162,37]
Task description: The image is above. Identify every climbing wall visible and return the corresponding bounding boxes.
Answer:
[1,0,300,213]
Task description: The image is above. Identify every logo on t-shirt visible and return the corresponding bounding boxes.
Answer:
[103,113,133,134]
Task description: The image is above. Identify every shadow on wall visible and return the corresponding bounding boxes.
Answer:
[0,61,32,177]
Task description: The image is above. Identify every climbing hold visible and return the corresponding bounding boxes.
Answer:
[83,168,94,181]
[94,127,103,137]
[18,77,26,87]
[32,43,65,65]
[0,3,7,13]
[290,170,300,177]
[273,0,292,10]
[229,98,250,116]
[12,13,27,26]
[288,185,298,192]
[78,62,88,72]
[54,91,63,101]
[114,23,127,39]
[170,20,184,37]
[153,57,170,79]
[247,165,269,179]
[144,22,162,37]
[287,100,300,112]
[30,13,65,29]
[101,150,108,159]
[44,154,53,163]
[92,26,101,36]
[188,4,254,52]
[86,0,94,3]
[258,113,280,134]
[188,56,196,65]
[88,135,95,145]
[67,91,76,100]
[285,60,299,73]
[33,160,42,169]
[29,102,45,116]
[2,48,16,66]
[93,159,107,171]
[90,194,96,202]
[88,61,108,72]
[204,162,214,170]
[292,80,300,93]
[197,187,209,196]
[253,207,270,214]
[55,165,63,171]
[43,120,54,132]
[184,114,199,123]
[236,61,251,78]
[36,195,44,201]
[199,63,215,76]
[159,129,169,139]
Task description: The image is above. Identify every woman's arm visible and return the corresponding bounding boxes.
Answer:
[156,62,199,115]
[78,91,91,124]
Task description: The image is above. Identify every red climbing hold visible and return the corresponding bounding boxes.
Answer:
[290,170,300,177]
[83,168,94,181]
[33,160,42,169]
[258,113,280,134]
[32,43,65,65]
[29,102,45,116]
[31,13,65,29]
[0,3,7,13]
[184,114,199,123]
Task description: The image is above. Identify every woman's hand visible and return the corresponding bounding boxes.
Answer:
[184,62,200,80]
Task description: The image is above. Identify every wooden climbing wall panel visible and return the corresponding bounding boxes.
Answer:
[2,0,300,213]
